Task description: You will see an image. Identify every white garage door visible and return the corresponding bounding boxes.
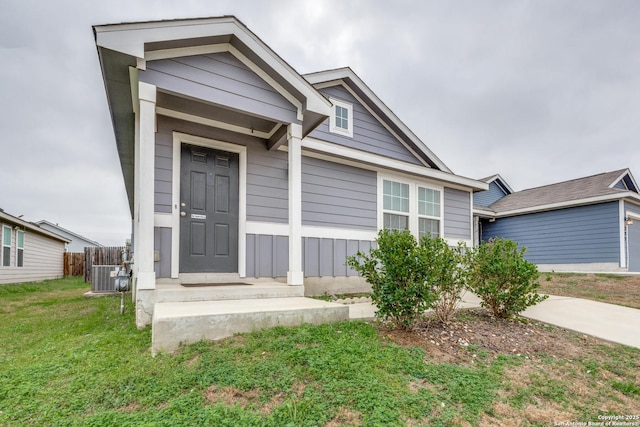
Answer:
[629,221,640,272]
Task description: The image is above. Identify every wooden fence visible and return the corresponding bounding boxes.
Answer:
[83,246,125,283]
[64,252,85,276]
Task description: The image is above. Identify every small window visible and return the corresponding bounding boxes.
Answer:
[383,180,410,231]
[2,225,11,267]
[329,98,354,138]
[17,230,24,267]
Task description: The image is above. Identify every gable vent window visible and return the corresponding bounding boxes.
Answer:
[329,98,354,138]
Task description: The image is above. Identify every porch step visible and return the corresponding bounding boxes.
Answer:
[154,282,304,303]
[151,297,349,355]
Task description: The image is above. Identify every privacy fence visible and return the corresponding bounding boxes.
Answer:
[64,247,125,283]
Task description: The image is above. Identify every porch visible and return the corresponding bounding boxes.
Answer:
[147,279,350,355]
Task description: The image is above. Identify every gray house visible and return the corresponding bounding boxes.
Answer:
[36,220,102,252]
[0,209,70,285]
[475,169,640,272]
[94,16,487,329]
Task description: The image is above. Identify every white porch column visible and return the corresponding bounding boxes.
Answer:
[287,123,304,285]
[135,81,157,290]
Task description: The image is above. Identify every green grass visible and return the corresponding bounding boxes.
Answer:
[1,277,638,426]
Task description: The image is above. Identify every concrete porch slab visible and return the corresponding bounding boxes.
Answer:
[152,297,349,355]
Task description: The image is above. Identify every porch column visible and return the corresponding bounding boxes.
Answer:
[135,81,156,290]
[287,123,304,285]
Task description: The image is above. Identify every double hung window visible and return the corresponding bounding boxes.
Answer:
[17,230,24,267]
[381,178,442,239]
[2,225,11,267]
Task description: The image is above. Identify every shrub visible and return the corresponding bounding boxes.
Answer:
[420,236,468,324]
[467,238,547,318]
[346,229,438,329]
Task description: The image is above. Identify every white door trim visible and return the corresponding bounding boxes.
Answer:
[171,132,247,278]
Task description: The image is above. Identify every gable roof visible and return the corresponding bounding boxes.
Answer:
[479,174,514,194]
[304,67,451,172]
[36,220,102,247]
[0,210,70,243]
[487,168,640,216]
[94,16,333,215]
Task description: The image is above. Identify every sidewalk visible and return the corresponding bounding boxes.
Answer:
[346,293,640,349]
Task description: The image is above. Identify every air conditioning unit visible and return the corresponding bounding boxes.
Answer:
[91,265,119,293]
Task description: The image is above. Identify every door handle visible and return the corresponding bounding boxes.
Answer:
[180,212,186,217]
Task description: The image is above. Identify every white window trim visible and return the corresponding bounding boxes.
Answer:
[2,225,12,267]
[417,186,442,238]
[378,173,444,239]
[329,98,353,138]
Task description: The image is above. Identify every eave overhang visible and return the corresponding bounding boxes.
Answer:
[93,16,332,216]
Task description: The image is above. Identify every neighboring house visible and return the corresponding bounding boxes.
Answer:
[94,16,488,327]
[36,220,103,252]
[0,209,70,285]
[474,169,640,273]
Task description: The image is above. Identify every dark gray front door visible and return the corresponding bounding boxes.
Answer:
[629,221,640,272]
[180,144,239,273]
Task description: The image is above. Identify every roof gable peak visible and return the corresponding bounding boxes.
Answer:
[304,68,451,172]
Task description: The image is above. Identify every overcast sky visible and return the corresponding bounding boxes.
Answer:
[1,0,639,246]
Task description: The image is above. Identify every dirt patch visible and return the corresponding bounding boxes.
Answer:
[204,385,261,407]
[325,407,362,427]
[204,381,308,415]
[539,273,640,309]
[379,308,598,364]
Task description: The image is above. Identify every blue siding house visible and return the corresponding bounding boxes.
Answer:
[474,169,640,272]
[94,16,487,328]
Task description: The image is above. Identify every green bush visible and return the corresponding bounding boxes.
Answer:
[467,238,547,318]
[346,229,438,329]
[423,237,468,324]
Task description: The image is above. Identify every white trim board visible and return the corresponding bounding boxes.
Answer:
[171,132,247,278]
[287,137,487,192]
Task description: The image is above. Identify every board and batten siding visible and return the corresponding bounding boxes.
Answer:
[245,235,374,278]
[246,234,288,278]
[308,86,422,165]
[482,202,621,264]
[303,238,372,278]
[443,188,471,240]
[140,52,298,124]
[154,227,172,278]
[0,230,65,285]
[474,181,507,207]
[302,156,377,230]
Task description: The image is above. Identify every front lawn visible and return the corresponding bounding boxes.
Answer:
[539,273,640,309]
[0,277,638,426]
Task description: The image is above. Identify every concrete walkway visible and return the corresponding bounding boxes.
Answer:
[346,293,640,349]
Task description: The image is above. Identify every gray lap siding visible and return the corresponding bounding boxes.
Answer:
[481,201,620,264]
[308,86,422,165]
[301,157,377,230]
[443,188,471,240]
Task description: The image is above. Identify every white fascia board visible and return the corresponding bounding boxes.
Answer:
[610,168,639,192]
[493,192,640,218]
[484,174,514,194]
[300,137,488,191]
[95,18,332,117]
[473,207,496,218]
[3,217,71,243]
[305,68,451,173]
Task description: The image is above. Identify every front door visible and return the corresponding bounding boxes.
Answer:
[180,144,239,273]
